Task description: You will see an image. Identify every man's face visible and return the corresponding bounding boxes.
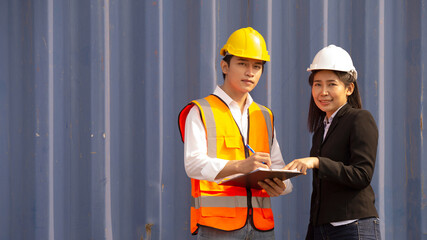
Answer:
[221,56,263,96]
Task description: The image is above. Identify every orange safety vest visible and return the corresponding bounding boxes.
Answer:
[178,94,275,234]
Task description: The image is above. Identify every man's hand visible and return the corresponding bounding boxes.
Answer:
[215,152,271,180]
[258,178,286,197]
[239,152,271,172]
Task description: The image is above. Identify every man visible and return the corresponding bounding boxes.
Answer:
[178,27,292,239]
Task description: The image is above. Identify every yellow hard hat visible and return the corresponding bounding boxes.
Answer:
[220,27,270,62]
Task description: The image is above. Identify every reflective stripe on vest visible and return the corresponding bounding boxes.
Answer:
[192,195,272,209]
[255,103,273,147]
[196,98,217,158]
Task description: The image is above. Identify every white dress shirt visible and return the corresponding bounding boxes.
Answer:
[183,86,292,195]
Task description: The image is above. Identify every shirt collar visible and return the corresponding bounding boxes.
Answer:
[213,85,253,109]
[324,102,347,125]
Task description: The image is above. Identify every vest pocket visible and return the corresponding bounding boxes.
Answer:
[261,208,274,220]
[223,136,242,149]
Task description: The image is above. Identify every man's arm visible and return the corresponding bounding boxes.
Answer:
[184,106,228,182]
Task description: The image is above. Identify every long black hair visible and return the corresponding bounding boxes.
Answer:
[307,70,362,132]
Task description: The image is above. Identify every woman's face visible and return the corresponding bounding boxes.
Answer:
[311,70,354,118]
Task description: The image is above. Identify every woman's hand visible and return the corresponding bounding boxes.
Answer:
[284,157,319,175]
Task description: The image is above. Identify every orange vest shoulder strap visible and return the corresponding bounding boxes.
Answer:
[177,95,221,142]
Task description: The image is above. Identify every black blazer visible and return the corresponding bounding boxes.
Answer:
[309,104,379,226]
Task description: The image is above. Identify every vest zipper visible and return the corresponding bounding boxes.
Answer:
[246,187,253,220]
[246,109,253,222]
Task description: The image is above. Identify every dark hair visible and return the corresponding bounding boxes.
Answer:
[222,55,233,80]
[221,54,266,80]
[307,70,362,132]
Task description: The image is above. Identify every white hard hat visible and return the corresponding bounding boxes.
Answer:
[307,44,358,80]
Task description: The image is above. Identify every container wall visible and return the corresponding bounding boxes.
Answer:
[0,0,426,239]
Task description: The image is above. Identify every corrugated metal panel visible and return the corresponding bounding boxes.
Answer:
[0,0,426,239]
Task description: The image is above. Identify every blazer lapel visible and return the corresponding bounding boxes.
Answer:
[322,104,350,145]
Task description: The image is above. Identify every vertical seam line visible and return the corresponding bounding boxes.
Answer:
[212,0,216,90]
[48,0,54,239]
[323,0,328,46]
[378,0,385,238]
[267,0,272,108]
[104,0,113,239]
[158,0,164,239]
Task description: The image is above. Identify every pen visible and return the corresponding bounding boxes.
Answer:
[246,144,269,168]
[245,144,255,154]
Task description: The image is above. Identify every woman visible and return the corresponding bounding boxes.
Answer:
[285,45,381,240]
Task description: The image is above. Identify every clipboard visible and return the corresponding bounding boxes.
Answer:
[219,168,302,190]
